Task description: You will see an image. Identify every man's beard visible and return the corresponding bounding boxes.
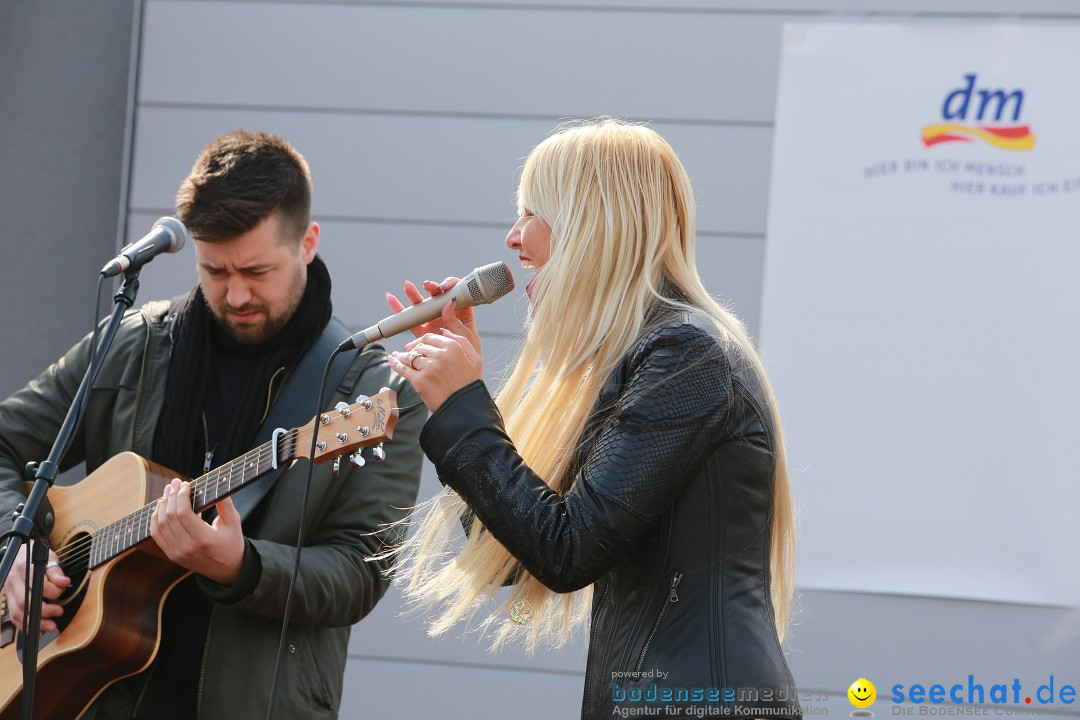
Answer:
[208,270,305,345]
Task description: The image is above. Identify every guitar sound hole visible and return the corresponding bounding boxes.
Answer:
[16,532,91,661]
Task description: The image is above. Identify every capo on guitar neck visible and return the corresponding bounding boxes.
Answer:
[270,428,287,471]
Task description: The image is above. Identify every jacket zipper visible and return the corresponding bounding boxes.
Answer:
[196,605,215,719]
[194,369,277,716]
[260,367,286,426]
[582,583,609,715]
[201,412,214,473]
[634,570,683,673]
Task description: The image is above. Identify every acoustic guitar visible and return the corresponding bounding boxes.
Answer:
[0,390,397,719]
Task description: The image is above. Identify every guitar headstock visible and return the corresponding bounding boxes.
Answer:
[298,388,398,464]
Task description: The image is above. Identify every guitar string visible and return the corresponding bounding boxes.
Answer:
[53,436,289,568]
[53,440,283,568]
[53,431,297,569]
[51,399,400,569]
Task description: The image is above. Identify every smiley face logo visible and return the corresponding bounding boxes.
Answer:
[848,678,876,709]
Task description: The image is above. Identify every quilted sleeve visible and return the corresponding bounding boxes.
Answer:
[419,322,733,592]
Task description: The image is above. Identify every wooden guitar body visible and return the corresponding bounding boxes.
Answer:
[0,452,188,720]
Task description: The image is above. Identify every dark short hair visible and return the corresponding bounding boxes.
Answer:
[175,130,312,243]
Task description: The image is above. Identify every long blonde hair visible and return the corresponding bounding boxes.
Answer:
[394,119,795,652]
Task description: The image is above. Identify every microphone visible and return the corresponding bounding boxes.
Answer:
[101,216,189,277]
[339,261,515,351]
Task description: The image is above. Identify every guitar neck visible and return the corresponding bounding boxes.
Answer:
[190,435,293,512]
[85,388,397,570]
[88,433,294,569]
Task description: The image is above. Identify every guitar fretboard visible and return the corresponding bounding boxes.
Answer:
[88,431,296,568]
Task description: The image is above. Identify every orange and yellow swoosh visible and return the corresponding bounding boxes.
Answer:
[921,124,1035,151]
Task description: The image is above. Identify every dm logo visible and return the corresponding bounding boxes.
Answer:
[922,74,1035,151]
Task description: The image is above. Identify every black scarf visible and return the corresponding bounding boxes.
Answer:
[153,255,333,479]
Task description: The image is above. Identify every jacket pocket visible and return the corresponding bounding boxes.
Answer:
[288,631,336,713]
[634,570,683,673]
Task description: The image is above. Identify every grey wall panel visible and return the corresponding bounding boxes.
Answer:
[787,590,1080,712]
[128,109,560,223]
[315,220,532,337]
[140,1,1080,130]
[0,1,137,399]
[696,234,766,339]
[368,0,1080,15]
[130,108,773,235]
[141,0,786,123]
[340,654,585,718]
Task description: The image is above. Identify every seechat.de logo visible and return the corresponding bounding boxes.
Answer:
[922,73,1035,151]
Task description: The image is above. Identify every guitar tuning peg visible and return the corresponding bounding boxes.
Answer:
[354,394,369,405]
[332,455,342,478]
[379,386,391,394]
[334,401,348,410]
[350,451,366,468]
[373,443,386,461]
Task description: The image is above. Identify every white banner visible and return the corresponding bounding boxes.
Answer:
[763,22,1080,606]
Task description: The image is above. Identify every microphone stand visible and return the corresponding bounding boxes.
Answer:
[0,268,142,720]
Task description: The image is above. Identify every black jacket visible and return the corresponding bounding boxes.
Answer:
[420,312,801,719]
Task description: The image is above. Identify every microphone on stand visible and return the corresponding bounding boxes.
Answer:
[339,261,515,351]
[100,217,189,277]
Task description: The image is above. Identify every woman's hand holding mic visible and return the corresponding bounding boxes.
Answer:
[387,278,484,413]
[385,277,480,349]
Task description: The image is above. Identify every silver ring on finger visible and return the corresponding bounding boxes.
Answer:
[407,349,422,370]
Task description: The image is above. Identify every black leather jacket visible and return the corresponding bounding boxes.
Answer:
[420,312,800,719]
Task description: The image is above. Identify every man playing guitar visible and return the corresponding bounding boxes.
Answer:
[0,131,424,719]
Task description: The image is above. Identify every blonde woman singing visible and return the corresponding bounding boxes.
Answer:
[386,118,800,720]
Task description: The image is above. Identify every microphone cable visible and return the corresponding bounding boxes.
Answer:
[264,345,344,720]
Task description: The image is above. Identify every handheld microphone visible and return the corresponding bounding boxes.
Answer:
[101,216,189,277]
[339,261,515,351]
